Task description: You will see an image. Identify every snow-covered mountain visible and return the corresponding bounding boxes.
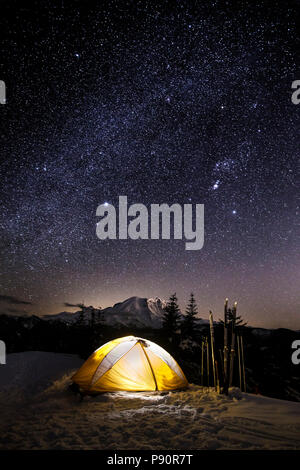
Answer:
[44,296,168,328]
[102,296,167,328]
[43,311,80,324]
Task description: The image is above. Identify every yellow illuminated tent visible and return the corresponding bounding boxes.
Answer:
[72,336,188,392]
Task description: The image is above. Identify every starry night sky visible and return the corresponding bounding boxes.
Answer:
[0,0,299,328]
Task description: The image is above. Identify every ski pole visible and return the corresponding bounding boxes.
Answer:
[201,339,204,386]
[241,335,246,392]
[209,311,217,391]
[223,298,228,395]
[237,334,242,391]
[229,302,237,388]
[206,337,210,388]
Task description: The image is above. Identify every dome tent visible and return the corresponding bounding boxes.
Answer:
[72,336,188,392]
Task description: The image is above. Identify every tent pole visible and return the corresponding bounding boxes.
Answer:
[140,343,158,391]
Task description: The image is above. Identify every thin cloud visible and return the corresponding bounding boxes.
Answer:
[7,308,29,314]
[64,302,83,308]
[0,294,32,305]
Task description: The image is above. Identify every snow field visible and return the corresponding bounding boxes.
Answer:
[0,352,299,450]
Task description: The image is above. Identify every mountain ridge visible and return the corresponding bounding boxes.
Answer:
[43,296,170,328]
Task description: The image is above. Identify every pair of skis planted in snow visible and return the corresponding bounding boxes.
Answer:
[202,300,246,394]
[200,311,220,392]
[200,336,210,387]
[223,299,246,393]
[200,312,221,392]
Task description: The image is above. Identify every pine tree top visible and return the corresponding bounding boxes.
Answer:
[185,292,198,317]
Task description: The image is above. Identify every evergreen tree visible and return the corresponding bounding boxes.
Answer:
[89,306,95,329]
[76,303,86,328]
[90,306,103,350]
[96,306,103,325]
[182,292,198,337]
[163,293,181,336]
[93,306,104,338]
[73,303,90,357]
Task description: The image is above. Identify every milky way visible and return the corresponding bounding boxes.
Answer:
[0,1,299,328]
